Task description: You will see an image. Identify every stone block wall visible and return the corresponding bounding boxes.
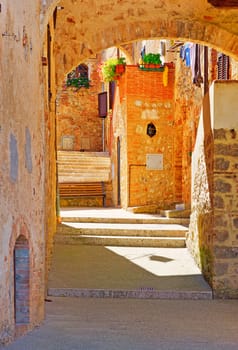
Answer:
[56,59,104,152]
[188,81,238,297]
[212,81,238,297]
[187,92,214,285]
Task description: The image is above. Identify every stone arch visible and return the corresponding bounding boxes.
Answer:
[40,0,61,36]
[43,1,238,83]
[43,0,238,298]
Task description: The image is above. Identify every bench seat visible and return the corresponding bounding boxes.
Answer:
[59,182,106,206]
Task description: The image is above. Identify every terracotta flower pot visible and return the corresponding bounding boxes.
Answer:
[115,64,125,74]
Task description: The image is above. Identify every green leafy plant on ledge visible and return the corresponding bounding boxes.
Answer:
[143,53,162,65]
[139,53,163,71]
[66,76,91,89]
[99,57,126,82]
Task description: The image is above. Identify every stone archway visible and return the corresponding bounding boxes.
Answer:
[42,0,238,300]
[41,0,238,84]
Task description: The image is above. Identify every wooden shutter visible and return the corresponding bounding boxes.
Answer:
[217,54,230,80]
[109,81,116,110]
[98,92,108,118]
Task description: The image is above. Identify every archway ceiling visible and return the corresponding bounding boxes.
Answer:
[52,0,238,84]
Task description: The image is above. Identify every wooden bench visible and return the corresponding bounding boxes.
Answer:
[58,182,106,207]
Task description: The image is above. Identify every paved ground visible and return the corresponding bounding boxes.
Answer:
[48,245,211,293]
[2,297,238,350]
[3,208,237,349]
[49,207,211,295]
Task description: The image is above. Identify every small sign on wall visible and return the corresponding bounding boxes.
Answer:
[62,135,74,150]
[146,154,163,170]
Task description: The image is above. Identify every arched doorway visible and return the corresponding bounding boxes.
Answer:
[14,235,30,325]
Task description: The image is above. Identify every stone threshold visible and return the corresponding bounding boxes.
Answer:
[48,288,213,300]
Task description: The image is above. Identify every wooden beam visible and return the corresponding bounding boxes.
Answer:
[208,0,238,7]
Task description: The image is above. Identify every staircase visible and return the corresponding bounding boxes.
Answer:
[57,150,111,183]
[56,219,188,248]
[57,151,111,206]
[48,209,212,300]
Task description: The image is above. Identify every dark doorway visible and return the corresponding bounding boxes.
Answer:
[117,137,121,206]
[14,235,30,324]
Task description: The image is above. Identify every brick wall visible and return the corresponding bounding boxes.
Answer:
[113,65,179,209]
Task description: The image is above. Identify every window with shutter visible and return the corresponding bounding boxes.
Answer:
[66,64,90,89]
[217,54,230,80]
[76,64,88,79]
[109,81,116,110]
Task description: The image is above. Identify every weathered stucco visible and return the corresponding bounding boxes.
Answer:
[0,0,45,343]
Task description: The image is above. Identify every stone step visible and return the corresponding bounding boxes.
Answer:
[58,159,110,166]
[57,150,111,183]
[56,222,187,247]
[161,209,191,219]
[58,175,110,183]
[58,154,110,159]
[58,169,110,175]
[48,287,212,300]
[55,233,186,248]
[57,151,110,158]
[57,223,188,237]
[61,216,190,226]
[58,163,110,169]
[58,157,111,163]
[59,172,110,177]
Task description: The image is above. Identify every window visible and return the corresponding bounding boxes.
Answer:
[66,64,90,89]
[217,54,230,80]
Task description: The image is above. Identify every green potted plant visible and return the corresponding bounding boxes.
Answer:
[115,57,126,74]
[141,53,162,69]
[66,76,91,89]
[100,57,126,82]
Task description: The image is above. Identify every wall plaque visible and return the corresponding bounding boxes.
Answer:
[146,154,163,170]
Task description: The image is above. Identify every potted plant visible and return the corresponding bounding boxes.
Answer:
[100,57,126,82]
[66,76,91,89]
[115,57,126,74]
[141,53,162,69]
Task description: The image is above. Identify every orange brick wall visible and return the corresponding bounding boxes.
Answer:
[114,65,178,209]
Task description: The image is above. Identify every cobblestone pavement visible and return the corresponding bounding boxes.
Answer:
[2,297,238,350]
